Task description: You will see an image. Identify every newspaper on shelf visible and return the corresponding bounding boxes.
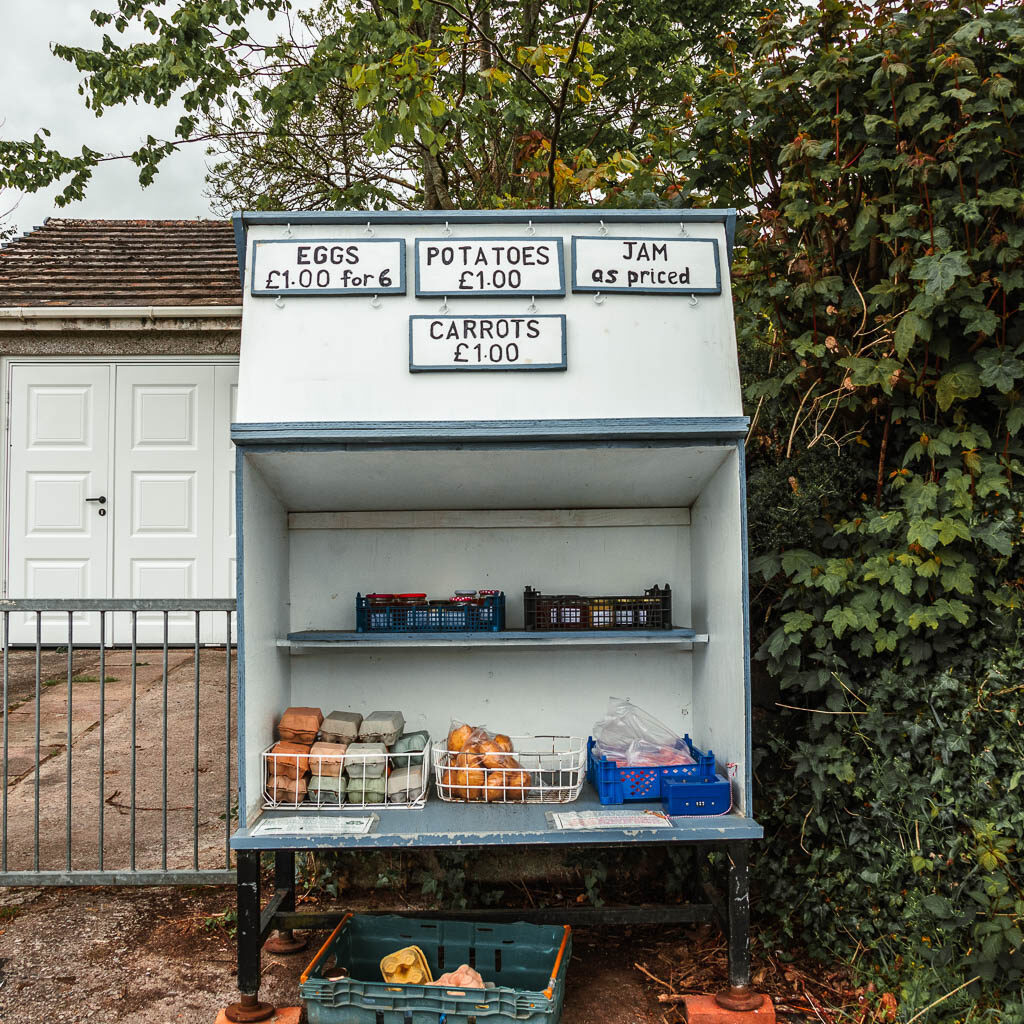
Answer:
[545,808,674,831]
[252,814,378,837]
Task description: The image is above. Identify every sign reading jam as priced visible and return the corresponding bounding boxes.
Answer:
[251,238,406,296]
[571,236,721,294]
[409,314,567,372]
[415,238,564,297]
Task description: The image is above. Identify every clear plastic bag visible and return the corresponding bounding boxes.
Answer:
[592,697,694,766]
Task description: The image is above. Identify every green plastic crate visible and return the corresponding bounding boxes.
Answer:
[300,914,572,1024]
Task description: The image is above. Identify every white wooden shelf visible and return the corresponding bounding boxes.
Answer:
[280,628,708,650]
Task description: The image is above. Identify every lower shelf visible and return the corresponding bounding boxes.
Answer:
[231,785,762,850]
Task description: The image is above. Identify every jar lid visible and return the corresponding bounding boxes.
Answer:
[451,595,477,602]
[397,593,427,599]
[453,589,477,596]
[478,589,501,595]
[366,593,395,600]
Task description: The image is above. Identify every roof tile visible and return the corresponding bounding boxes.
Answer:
[0,218,241,307]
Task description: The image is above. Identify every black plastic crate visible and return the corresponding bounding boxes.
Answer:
[523,585,672,630]
[356,593,505,632]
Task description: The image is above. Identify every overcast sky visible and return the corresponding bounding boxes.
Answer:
[1,1,302,236]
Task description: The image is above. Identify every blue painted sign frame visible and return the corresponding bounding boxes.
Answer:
[570,236,722,295]
[414,237,566,297]
[408,313,568,372]
[250,237,407,297]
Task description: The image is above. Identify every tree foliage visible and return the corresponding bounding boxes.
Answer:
[0,0,761,212]
[632,0,1024,1014]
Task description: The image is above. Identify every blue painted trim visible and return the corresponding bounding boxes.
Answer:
[249,238,406,297]
[286,628,699,644]
[230,813,763,850]
[234,444,247,829]
[724,212,737,263]
[413,237,565,297]
[570,236,721,295]
[231,417,750,446]
[231,212,247,290]
[408,314,567,373]
[232,209,739,275]
[736,438,754,817]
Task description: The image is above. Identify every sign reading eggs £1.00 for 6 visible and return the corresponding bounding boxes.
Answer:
[572,236,721,294]
[251,238,406,296]
[415,238,564,296]
[409,314,567,373]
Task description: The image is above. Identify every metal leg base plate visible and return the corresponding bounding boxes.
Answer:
[223,998,277,1023]
[264,929,309,954]
[715,987,768,1012]
[682,993,774,1022]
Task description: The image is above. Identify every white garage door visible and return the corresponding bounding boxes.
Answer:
[5,362,238,643]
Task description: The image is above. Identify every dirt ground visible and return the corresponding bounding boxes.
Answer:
[1,647,234,873]
[0,885,724,1024]
[0,882,861,1024]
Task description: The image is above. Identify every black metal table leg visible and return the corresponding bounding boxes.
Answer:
[226,849,276,1022]
[716,840,764,1012]
[265,850,308,954]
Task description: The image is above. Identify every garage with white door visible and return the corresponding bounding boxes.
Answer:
[0,219,242,641]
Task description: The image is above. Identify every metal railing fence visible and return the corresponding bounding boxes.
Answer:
[0,599,236,886]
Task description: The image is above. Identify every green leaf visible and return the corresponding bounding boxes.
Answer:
[935,364,982,411]
[894,310,929,360]
[909,251,972,299]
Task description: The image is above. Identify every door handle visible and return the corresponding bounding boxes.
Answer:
[85,496,107,504]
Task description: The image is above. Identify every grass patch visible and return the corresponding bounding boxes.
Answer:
[0,907,21,922]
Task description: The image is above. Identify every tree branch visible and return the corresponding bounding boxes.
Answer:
[547,0,598,207]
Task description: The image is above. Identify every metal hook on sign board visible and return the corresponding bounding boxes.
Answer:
[370,294,382,309]
[594,291,605,306]
[365,221,375,237]
[598,220,608,236]
[439,296,450,314]
[526,220,536,236]
[274,295,286,309]
[527,296,538,313]
[679,223,688,236]
[688,294,699,308]
[284,223,293,238]
[443,221,453,237]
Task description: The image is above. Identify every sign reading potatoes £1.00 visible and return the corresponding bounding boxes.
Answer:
[415,238,564,297]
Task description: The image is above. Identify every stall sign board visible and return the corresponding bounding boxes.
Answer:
[251,238,406,296]
[409,314,567,372]
[415,237,565,297]
[572,236,721,294]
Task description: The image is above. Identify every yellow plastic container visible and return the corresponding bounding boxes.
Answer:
[380,945,433,985]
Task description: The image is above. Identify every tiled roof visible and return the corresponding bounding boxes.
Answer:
[0,218,241,307]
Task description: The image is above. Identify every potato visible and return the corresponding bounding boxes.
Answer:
[493,734,514,753]
[502,770,532,802]
[453,767,486,800]
[482,750,514,770]
[455,750,483,769]
[447,724,474,753]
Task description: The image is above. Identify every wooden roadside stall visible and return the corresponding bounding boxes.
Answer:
[225,209,766,1021]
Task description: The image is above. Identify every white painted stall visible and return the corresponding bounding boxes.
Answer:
[229,210,760,850]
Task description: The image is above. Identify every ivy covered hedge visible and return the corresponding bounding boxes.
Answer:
[625,0,1024,1016]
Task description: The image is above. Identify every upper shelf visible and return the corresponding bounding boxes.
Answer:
[281,629,707,649]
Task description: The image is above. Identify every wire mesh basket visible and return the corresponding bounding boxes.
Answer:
[262,741,431,810]
[431,735,585,804]
[523,585,672,630]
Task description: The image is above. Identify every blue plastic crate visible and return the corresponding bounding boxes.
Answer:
[661,775,731,815]
[356,593,505,633]
[300,913,571,1024]
[586,735,718,804]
